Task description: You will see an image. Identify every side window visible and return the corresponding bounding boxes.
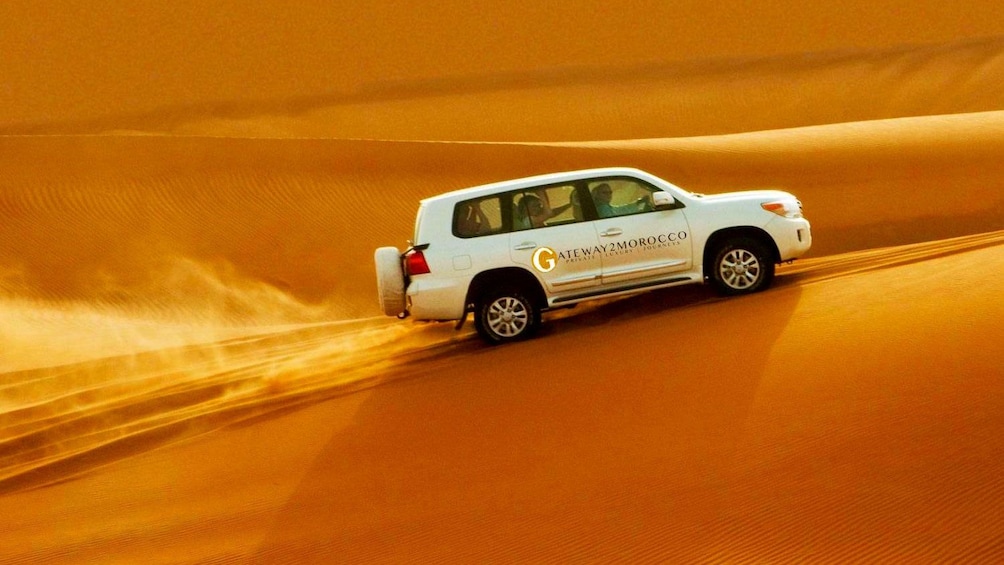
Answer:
[512,184,580,231]
[454,196,502,238]
[588,179,657,219]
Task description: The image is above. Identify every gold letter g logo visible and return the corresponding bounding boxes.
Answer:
[531,247,557,273]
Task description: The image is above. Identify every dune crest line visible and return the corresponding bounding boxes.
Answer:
[5,36,1004,140]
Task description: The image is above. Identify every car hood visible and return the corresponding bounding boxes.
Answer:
[695,189,796,203]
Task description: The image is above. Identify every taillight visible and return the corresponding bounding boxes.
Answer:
[404,249,431,276]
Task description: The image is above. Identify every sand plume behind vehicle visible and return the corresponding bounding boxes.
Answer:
[0,308,469,492]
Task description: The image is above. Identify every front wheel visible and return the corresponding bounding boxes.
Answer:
[474,288,540,345]
[710,237,775,296]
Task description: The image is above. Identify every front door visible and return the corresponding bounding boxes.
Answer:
[585,179,693,287]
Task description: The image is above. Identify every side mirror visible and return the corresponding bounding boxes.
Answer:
[652,192,680,210]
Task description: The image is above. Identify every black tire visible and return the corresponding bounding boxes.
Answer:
[474,287,540,345]
[710,237,775,296]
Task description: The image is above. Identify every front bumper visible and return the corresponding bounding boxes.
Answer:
[768,217,812,261]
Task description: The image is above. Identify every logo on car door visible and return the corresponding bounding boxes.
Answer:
[531,246,557,273]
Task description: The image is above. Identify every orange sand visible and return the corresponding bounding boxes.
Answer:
[2,2,1004,563]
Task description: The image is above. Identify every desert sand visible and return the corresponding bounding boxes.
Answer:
[2,2,1004,563]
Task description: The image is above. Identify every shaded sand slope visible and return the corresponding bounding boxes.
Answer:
[6,36,1004,140]
[127,37,1004,141]
[2,236,1001,563]
[4,2,1004,133]
[3,111,1003,318]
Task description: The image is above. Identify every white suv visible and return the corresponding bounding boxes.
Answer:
[375,167,811,344]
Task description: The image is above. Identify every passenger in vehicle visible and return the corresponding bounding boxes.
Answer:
[457,201,491,236]
[514,194,548,230]
[591,183,651,218]
[515,190,575,230]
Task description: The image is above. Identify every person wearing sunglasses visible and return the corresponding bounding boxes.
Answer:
[591,182,651,218]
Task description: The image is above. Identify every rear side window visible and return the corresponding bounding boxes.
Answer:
[512,184,579,231]
[453,196,503,238]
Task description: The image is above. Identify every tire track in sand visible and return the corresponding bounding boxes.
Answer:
[0,318,465,493]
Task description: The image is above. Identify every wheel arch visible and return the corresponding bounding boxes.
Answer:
[465,267,547,311]
[702,226,780,279]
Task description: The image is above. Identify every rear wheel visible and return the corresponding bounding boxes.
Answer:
[474,287,540,345]
[710,237,775,295]
[374,247,406,316]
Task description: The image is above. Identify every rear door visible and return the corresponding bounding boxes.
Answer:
[508,183,603,295]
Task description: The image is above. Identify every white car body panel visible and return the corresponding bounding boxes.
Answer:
[387,167,812,323]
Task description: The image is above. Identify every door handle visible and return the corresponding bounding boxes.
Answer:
[513,242,537,250]
[600,228,623,237]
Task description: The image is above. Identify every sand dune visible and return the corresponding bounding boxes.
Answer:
[6,36,1004,141]
[3,110,1003,319]
[2,230,1001,494]
[2,234,1002,562]
[5,2,1004,132]
[120,37,1004,141]
[3,3,1004,563]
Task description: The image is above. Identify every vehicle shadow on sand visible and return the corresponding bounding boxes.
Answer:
[248,278,805,562]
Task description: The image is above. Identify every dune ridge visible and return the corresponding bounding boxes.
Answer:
[5,36,1004,140]
[3,110,1002,324]
[168,35,1004,142]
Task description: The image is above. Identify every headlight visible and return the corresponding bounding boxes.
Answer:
[761,200,803,218]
